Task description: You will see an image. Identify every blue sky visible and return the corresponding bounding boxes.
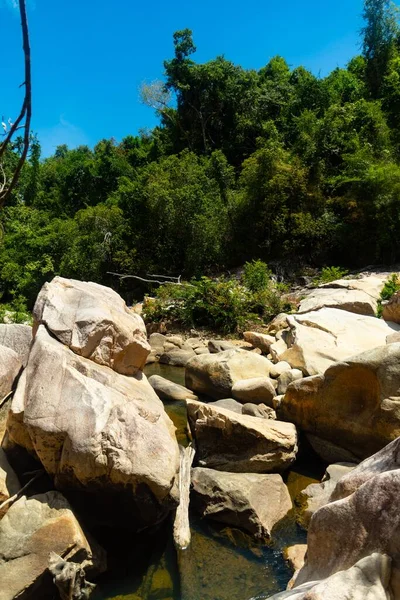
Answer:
[0,0,365,157]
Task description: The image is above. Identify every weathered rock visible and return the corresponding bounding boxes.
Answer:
[185,350,273,400]
[296,462,356,529]
[267,553,392,599]
[149,333,166,356]
[242,403,276,419]
[6,325,180,528]
[159,348,195,367]
[270,361,291,379]
[320,274,389,300]
[148,375,198,401]
[382,290,400,324]
[330,436,400,502]
[48,553,96,600]
[0,346,21,400]
[187,400,297,472]
[273,395,284,410]
[284,544,307,573]
[298,288,377,316]
[0,448,20,518]
[270,338,288,363]
[294,471,400,596]
[165,335,184,347]
[0,324,32,366]
[208,339,236,353]
[33,277,151,375]
[0,491,105,600]
[191,468,292,539]
[277,369,303,395]
[232,377,276,406]
[145,351,158,365]
[207,399,243,414]
[266,313,290,335]
[278,308,399,376]
[281,343,400,461]
[194,346,209,355]
[243,331,275,353]
[387,331,400,344]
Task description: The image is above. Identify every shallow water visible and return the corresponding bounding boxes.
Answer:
[92,365,321,600]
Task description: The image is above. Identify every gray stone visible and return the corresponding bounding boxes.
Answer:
[148,374,198,401]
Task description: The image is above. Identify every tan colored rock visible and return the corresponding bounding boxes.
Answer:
[165,335,184,347]
[148,374,198,401]
[208,339,236,353]
[277,369,303,395]
[242,403,276,419]
[232,377,276,406]
[279,307,399,375]
[0,346,21,400]
[0,324,32,366]
[268,553,392,599]
[6,325,180,528]
[284,544,307,572]
[0,491,105,600]
[387,331,400,344]
[270,361,291,379]
[270,338,288,363]
[191,468,292,539]
[281,343,400,461]
[298,288,377,316]
[0,449,20,518]
[243,331,275,353]
[194,345,209,355]
[33,276,150,375]
[320,274,389,300]
[149,332,166,355]
[266,313,290,335]
[382,290,400,324]
[296,462,356,529]
[294,471,400,597]
[208,398,243,414]
[185,349,273,399]
[187,400,297,472]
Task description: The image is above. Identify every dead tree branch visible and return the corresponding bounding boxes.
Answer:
[0,0,32,207]
[107,272,194,287]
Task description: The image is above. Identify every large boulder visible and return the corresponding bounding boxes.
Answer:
[185,349,273,399]
[148,374,198,401]
[5,325,180,529]
[281,343,400,462]
[382,290,400,324]
[187,400,297,472]
[159,347,195,367]
[298,288,377,316]
[243,331,275,353]
[33,277,150,375]
[294,470,400,597]
[0,324,32,366]
[277,308,398,375]
[0,346,21,399]
[191,468,292,539]
[266,553,392,600]
[232,377,276,406]
[0,491,105,600]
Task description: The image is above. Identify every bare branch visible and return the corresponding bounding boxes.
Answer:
[0,470,44,513]
[107,272,194,287]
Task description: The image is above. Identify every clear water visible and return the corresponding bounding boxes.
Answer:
[92,364,321,600]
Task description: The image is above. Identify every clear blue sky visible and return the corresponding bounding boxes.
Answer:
[0,0,365,157]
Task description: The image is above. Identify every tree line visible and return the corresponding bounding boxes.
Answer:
[1,0,400,309]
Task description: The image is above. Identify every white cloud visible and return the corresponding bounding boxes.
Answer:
[36,115,90,158]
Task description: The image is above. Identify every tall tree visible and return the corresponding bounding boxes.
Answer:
[362,0,398,97]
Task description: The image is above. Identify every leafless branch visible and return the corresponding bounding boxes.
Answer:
[107,271,194,286]
[0,470,44,512]
[0,0,32,207]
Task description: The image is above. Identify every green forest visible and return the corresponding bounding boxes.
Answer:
[2,0,400,312]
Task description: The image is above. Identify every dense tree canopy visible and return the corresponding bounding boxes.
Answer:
[2,0,400,310]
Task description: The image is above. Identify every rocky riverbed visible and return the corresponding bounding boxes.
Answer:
[1,272,400,599]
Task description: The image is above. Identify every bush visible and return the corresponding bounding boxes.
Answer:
[143,273,285,334]
[242,260,272,292]
[315,266,348,285]
[0,296,32,325]
[377,273,400,317]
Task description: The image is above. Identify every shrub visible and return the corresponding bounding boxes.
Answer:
[377,273,400,317]
[315,266,348,285]
[242,260,272,292]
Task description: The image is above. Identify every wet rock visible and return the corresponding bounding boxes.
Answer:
[33,277,150,375]
[187,399,297,473]
[232,377,276,406]
[281,343,400,462]
[0,491,105,600]
[148,375,198,401]
[185,350,273,400]
[191,468,292,538]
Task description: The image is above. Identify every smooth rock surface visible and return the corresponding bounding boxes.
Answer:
[208,339,236,353]
[33,276,150,375]
[270,361,291,379]
[185,350,273,399]
[281,343,400,461]
[277,369,303,395]
[232,377,276,406]
[159,348,195,367]
[279,308,399,375]
[148,374,198,401]
[298,287,377,316]
[6,325,180,528]
[0,491,104,600]
[0,346,21,400]
[187,400,297,472]
[243,331,275,353]
[207,398,243,414]
[191,468,292,538]
[242,403,276,419]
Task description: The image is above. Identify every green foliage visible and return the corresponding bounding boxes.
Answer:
[315,266,349,285]
[377,272,400,315]
[0,296,32,325]
[242,260,272,292]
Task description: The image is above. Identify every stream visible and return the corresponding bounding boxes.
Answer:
[92,364,324,600]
